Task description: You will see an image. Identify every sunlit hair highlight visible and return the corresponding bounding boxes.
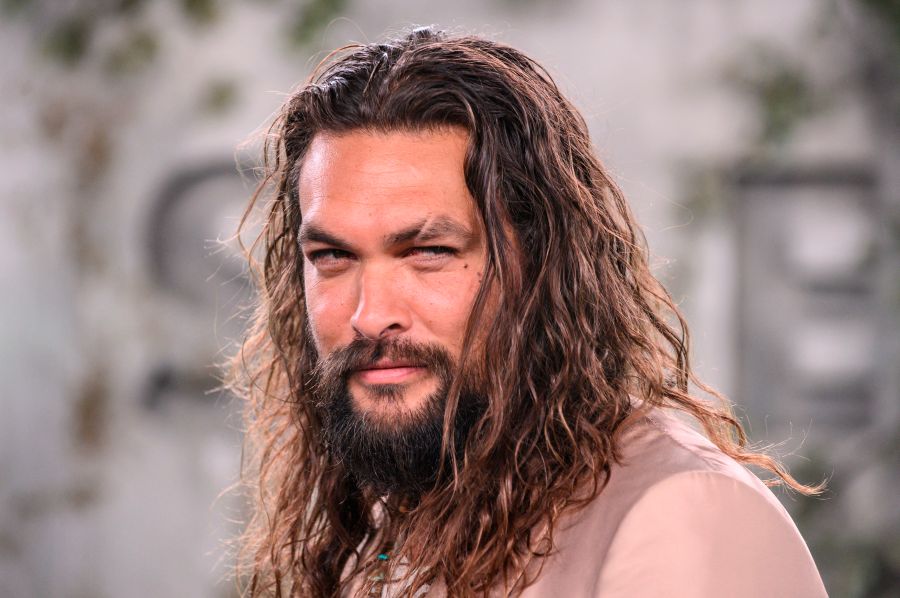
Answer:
[227,27,824,598]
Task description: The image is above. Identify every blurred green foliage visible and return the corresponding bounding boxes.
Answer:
[5,0,354,189]
[725,45,819,149]
[286,0,349,47]
[10,0,351,74]
[1,0,30,16]
[182,0,218,26]
[42,16,93,66]
[861,0,900,48]
[754,67,817,146]
[104,28,158,75]
[201,78,239,115]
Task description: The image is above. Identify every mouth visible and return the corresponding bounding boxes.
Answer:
[353,360,427,385]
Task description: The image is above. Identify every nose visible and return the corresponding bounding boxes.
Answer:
[350,265,412,340]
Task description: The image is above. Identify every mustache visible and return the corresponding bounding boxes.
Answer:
[310,337,455,393]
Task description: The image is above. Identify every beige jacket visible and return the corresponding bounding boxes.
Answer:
[510,408,828,597]
[350,408,828,597]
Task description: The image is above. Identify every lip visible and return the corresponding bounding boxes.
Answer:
[354,360,425,384]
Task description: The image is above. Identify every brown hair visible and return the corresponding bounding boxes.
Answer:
[228,27,823,597]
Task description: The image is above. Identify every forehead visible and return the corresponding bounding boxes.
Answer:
[297,128,477,231]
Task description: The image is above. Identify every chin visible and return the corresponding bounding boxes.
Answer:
[349,379,435,418]
[317,364,487,497]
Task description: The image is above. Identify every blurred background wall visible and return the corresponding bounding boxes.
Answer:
[1,0,897,596]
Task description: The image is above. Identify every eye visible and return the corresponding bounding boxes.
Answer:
[406,246,458,258]
[306,248,354,266]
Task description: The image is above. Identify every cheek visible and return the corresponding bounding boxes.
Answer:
[303,270,352,352]
[413,269,484,348]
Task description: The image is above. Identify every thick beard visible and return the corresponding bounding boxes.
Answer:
[310,337,485,499]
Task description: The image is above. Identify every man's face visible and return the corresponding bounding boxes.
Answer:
[298,128,488,466]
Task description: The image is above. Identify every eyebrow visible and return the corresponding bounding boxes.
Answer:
[298,224,350,249]
[384,216,475,246]
[299,215,475,251]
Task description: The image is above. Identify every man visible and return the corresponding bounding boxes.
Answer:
[229,27,828,597]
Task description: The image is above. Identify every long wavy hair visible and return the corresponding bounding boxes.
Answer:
[228,27,823,598]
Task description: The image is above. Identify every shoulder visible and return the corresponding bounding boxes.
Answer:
[593,469,827,598]
[519,409,827,598]
[598,408,802,524]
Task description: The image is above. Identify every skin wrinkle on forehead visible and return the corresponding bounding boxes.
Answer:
[298,129,465,195]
